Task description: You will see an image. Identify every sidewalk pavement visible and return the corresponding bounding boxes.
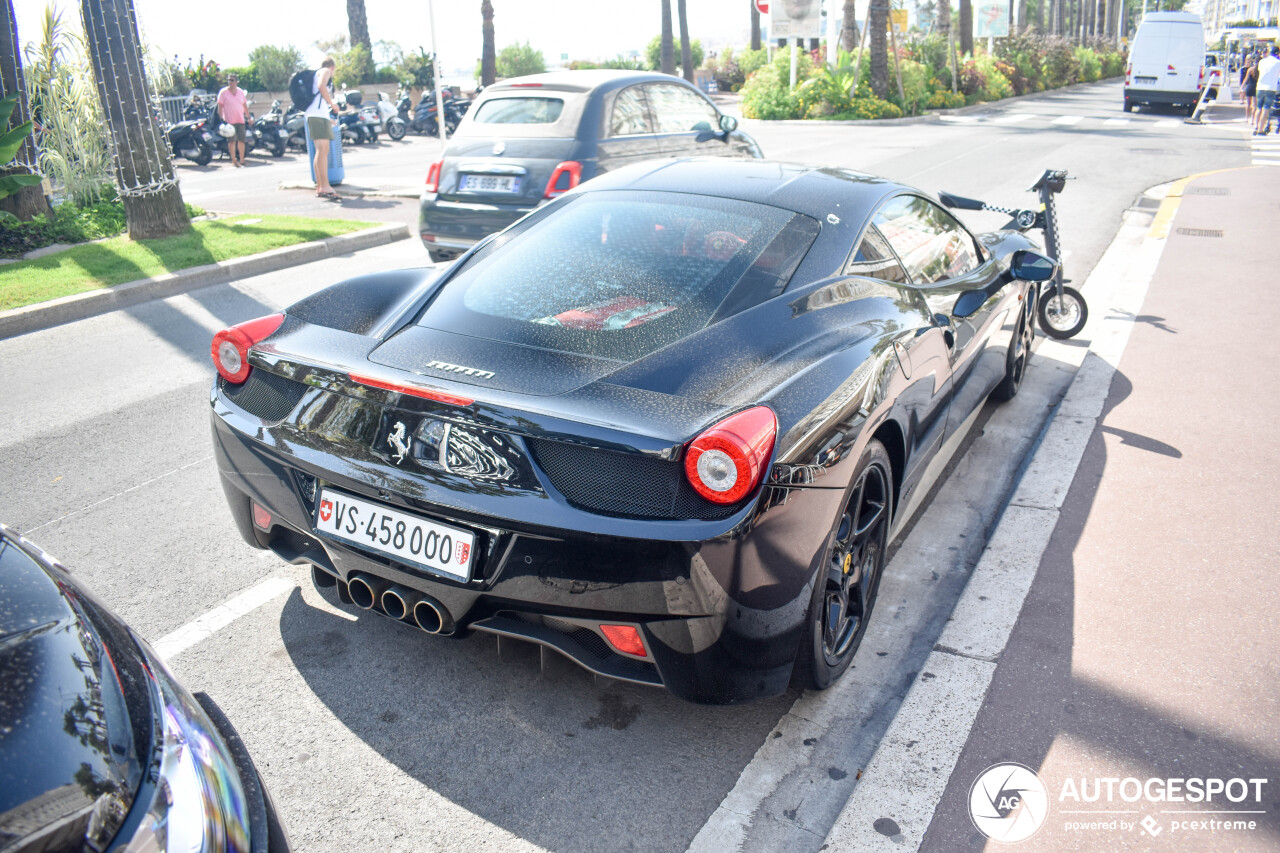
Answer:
[825,160,1280,850]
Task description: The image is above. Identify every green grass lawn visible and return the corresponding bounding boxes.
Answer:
[0,214,376,312]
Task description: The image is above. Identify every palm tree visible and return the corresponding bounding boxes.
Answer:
[79,0,188,239]
[480,0,495,86]
[677,0,693,82]
[750,0,761,50]
[936,0,952,35]
[840,0,859,52]
[869,0,889,97]
[0,0,49,221]
[959,0,973,54]
[660,0,675,75]
[347,0,370,52]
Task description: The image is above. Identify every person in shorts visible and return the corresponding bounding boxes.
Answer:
[305,57,343,200]
[216,73,250,166]
[1255,46,1280,135]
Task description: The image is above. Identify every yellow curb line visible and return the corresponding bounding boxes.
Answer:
[1146,166,1249,240]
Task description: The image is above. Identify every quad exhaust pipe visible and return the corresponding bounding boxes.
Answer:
[348,573,456,636]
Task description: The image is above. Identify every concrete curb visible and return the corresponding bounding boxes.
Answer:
[0,222,410,341]
[742,77,1124,127]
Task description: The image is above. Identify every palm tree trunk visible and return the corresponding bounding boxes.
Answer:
[347,0,370,51]
[0,0,49,221]
[678,0,694,82]
[480,0,495,86]
[937,0,952,35]
[80,0,188,239]
[660,0,676,75]
[841,0,860,52]
[959,0,973,54]
[751,0,762,50]
[869,0,889,97]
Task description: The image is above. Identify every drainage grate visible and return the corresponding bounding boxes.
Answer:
[1175,227,1224,238]
[1185,186,1229,196]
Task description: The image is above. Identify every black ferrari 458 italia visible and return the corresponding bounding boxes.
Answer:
[210,158,1056,704]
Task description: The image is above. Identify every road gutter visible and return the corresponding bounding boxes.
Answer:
[0,222,410,341]
[816,174,1210,850]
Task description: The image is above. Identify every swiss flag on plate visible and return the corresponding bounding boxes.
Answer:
[319,499,333,522]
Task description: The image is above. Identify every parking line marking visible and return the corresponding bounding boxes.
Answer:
[153,576,296,661]
[1103,117,1131,126]
[1154,119,1181,128]
[1052,115,1083,125]
[994,113,1033,123]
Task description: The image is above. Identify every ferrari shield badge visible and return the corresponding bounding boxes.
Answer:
[388,422,411,464]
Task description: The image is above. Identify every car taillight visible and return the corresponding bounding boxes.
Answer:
[544,161,582,198]
[425,159,443,193]
[211,313,284,384]
[348,373,475,407]
[600,625,646,657]
[684,406,776,504]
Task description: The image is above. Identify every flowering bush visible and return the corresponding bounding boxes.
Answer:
[1075,47,1102,82]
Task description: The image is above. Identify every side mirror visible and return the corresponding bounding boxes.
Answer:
[719,114,739,133]
[1010,249,1058,282]
[952,290,989,319]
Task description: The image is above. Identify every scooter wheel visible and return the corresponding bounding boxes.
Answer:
[272,140,285,157]
[387,120,406,141]
[190,141,212,166]
[1037,285,1088,339]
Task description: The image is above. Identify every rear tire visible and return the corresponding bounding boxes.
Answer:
[1123,98,1133,113]
[792,440,892,691]
[1037,285,1088,339]
[993,294,1035,401]
[190,141,212,166]
[272,138,285,157]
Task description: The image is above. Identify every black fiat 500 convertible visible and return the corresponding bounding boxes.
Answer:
[210,158,1055,704]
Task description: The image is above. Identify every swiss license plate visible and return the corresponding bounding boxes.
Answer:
[314,487,475,581]
[460,174,520,193]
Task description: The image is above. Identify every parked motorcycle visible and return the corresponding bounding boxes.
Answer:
[283,107,308,151]
[396,88,460,137]
[939,169,1087,339]
[375,92,406,140]
[334,96,371,144]
[253,99,289,157]
[165,117,213,166]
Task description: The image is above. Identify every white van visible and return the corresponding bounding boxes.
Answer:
[1124,12,1207,114]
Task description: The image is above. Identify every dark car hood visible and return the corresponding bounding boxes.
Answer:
[0,537,144,851]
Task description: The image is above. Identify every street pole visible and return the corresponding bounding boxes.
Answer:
[790,37,798,89]
[428,0,447,140]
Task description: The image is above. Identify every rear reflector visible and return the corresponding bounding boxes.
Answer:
[600,625,646,657]
[544,160,582,198]
[251,503,272,529]
[425,159,443,193]
[348,373,474,407]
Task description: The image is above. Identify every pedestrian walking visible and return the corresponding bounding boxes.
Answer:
[1242,58,1258,124]
[1255,46,1280,135]
[216,73,250,167]
[305,57,343,201]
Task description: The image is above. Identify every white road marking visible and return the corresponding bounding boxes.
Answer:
[1154,119,1181,128]
[1052,115,1083,125]
[153,575,297,660]
[994,113,1033,123]
[939,115,979,123]
[1102,117,1131,126]
[821,186,1174,851]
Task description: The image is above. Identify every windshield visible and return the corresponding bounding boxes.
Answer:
[417,191,819,362]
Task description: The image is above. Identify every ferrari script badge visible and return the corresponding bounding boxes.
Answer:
[388,422,411,464]
[426,359,495,380]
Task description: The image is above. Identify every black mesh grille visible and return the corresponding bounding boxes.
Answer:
[220,370,308,421]
[526,438,742,520]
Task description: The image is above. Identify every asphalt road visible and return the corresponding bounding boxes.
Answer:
[0,80,1256,852]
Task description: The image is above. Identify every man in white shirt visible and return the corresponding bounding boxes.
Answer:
[306,57,343,200]
[1255,45,1280,135]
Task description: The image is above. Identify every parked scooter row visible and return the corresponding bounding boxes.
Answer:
[395,86,469,137]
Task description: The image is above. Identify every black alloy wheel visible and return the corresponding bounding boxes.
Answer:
[993,293,1035,401]
[795,439,893,690]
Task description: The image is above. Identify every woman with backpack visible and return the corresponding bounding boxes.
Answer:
[299,57,342,201]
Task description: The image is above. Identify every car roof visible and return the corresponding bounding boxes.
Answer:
[485,69,695,95]
[577,158,909,221]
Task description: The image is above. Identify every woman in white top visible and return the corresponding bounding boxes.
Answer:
[306,57,342,201]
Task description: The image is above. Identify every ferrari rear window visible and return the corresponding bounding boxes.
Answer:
[417,191,817,361]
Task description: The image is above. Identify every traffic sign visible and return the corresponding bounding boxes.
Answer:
[755,0,769,13]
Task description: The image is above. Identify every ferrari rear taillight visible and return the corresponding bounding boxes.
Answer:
[425,159,443,193]
[211,313,284,384]
[544,161,582,198]
[684,406,777,504]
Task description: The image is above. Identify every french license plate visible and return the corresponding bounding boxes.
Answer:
[460,174,520,193]
[314,487,475,581]
[1134,76,1157,85]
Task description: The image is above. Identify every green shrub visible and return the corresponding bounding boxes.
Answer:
[927,89,966,108]
[740,64,804,119]
[221,66,262,91]
[892,58,931,116]
[969,54,1013,100]
[644,36,704,74]
[1075,47,1102,82]
[248,45,303,91]
[738,48,769,78]
[1042,38,1081,88]
[0,188,206,258]
[496,41,547,78]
